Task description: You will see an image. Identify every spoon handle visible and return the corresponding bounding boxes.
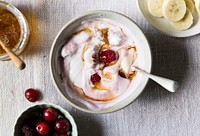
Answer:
[133,67,179,92]
[0,40,25,70]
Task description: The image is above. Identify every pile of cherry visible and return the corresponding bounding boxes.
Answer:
[21,107,72,136]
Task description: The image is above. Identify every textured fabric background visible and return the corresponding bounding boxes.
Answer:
[0,0,200,136]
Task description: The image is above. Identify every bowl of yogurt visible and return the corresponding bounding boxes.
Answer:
[50,10,152,113]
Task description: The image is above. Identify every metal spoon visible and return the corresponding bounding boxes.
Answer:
[0,39,25,70]
[131,66,179,92]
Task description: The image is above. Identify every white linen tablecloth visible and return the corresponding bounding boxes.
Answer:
[1,0,200,136]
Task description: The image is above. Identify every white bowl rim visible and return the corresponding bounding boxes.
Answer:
[14,103,78,136]
[50,10,152,114]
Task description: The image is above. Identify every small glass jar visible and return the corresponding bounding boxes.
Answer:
[0,1,30,61]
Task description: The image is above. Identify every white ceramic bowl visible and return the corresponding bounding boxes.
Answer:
[14,103,78,136]
[50,10,152,114]
[0,1,29,61]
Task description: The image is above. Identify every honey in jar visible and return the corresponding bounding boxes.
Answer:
[0,8,21,54]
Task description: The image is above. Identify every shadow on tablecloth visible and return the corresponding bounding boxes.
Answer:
[138,29,190,102]
[70,111,103,136]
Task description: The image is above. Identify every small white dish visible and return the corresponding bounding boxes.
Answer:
[136,0,200,37]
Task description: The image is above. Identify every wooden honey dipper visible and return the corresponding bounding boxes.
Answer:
[0,39,25,70]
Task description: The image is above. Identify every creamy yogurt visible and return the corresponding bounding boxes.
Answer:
[61,18,144,110]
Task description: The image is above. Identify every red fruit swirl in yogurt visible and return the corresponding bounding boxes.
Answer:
[61,18,144,110]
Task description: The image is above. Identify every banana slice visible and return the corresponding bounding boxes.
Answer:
[170,8,193,30]
[194,0,200,13]
[185,0,195,13]
[162,0,187,22]
[120,48,135,75]
[148,0,164,17]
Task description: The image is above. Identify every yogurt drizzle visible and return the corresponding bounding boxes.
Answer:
[61,18,144,110]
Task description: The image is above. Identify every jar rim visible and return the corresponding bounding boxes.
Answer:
[0,1,30,61]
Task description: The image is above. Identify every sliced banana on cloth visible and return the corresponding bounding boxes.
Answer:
[170,8,194,30]
[162,0,187,22]
[148,0,164,17]
[185,0,195,13]
[147,0,199,30]
[194,0,200,13]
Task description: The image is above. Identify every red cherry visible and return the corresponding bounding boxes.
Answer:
[90,73,101,84]
[36,121,50,135]
[54,118,70,133]
[100,49,118,64]
[25,88,39,102]
[43,107,58,122]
